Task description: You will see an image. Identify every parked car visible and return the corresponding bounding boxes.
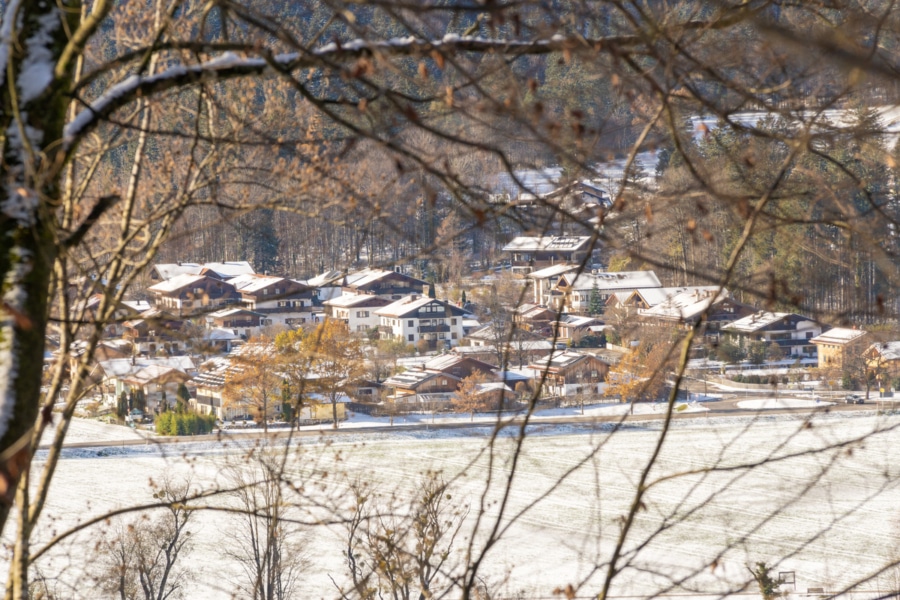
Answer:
[844,394,864,404]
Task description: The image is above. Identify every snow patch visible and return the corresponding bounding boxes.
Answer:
[737,398,835,410]
[0,246,33,440]
[0,0,22,89]
[1,185,38,226]
[18,7,59,103]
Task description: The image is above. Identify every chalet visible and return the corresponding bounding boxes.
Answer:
[381,369,461,405]
[149,261,255,282]
[810,328,869,370]
[228,274,318,327]
[721,312,824,359]
[123,309,185,356]
[502,236,594,274]
[324,293,392,334]
[637,288,753,332]
[341,268,428,299]
[96,356,195,410]
[375,295,467,349]
[863,341,900,370]
[206,307,265,338]
[147,274,239,316]
[418,353,497,380]
[513,302,558,335]
[528,263,580,305]
[550,270,662,313]
[551,315,606,341]
[526,351,610,397]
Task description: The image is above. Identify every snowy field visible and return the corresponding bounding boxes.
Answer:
[20,410,900,599]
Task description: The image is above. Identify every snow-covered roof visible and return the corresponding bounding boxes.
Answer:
[203,327,240,341]
[638,288,728,322]
[502,236,591,253]
[122,365,190,386]
[121,300,151,313]
[207,307,264,319]
[383,370,445,389]
[556,314,602,328]
[308,270,344,287]
[147,273,207,294]
[153,261,254,281]
[867,341,900,361]
[559,270,661,292]
[98,356,196,378]
[810,328,868,345]
[324,293,390,308]
[722,312,807,333]
[528,350,606,371]
[527,263,581,280]
[228,274,286,294]
[376,295,463,318]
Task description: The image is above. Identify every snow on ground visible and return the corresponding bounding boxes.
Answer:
[737,398,836,410]
[20,409,900,599]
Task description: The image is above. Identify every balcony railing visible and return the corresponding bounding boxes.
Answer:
[418,324,450,333]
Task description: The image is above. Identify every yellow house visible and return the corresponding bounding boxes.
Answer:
[810,328,868,370]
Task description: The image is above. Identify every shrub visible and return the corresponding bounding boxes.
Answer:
[156,411,217,436]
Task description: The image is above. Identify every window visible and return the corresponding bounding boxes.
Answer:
[263,289,269,295]
[278,300,288,307]
[274,288,281,295]
[408,334,414,342]
[451,318,457,325]
[452,332,457,339]
[408,320,414,327]
[357,310,369,318]
[194,287,203,295]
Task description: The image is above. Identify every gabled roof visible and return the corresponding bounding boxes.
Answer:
[866,341,900,361]
[208,307,264,319]
[154,261,254,281]
[527,263,581,279]
[228,274,291,294]
[527,350,607,372]
[97,356,196,378]
[420,353,496,373]
[324,293,392,308]
[343,268,427,289]
[122,365,191,386]
[556,314,603,328]
[558,270,662,292]
[638,288,729,322]
[203,327,240,341]
[382,369,458,390]
[375,295,465,318]
[502,236,591,253]
[810,328,868,345]
[721,311,814,333]
[147,273,209,294]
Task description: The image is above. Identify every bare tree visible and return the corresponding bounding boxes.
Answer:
[93,480,195,600]
[339,472,468,600]
[225,452,307,600]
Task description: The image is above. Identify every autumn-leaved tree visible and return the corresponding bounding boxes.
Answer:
[301,319,365,429]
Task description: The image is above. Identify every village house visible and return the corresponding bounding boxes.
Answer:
[375,295,467,349]
[526,351,610,398]
[122,309,186,356]
[502,236,595,274]
[636,288,753,333]
[721,312,824,360]
[342,268,428,299]
[96,356,196,411]
[810,328,869,370]
[527,263,580,305]
[228,273,319,327]
[205,307,265,339]
[550,270,662,313]
[324,293,392,334]
[381,369,462,406]
[513,302,558,335]
[147,274,239,316]
[551,314,606,342]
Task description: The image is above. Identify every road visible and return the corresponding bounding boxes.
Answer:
[42,393,897,451]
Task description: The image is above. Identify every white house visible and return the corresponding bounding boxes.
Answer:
[227,274,319,327]
[375,295,467,349]
[721,312,823,359]
[323,293,391,334]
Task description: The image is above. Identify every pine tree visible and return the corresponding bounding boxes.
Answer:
[588,282,604,316]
